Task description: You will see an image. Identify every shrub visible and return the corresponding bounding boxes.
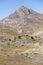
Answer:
[9,39,11,41]
[26,35,28,36]
[31,36,36,41]
[21,45,24,46]
[18,36,22,39]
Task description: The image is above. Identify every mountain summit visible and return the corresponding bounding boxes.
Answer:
[0,6,43,36]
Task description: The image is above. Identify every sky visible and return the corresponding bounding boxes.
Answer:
[0,0,43,19]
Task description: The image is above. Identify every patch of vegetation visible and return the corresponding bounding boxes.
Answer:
[31,36,35,41]
[21,44,24,46]
[9,38,11,41]
[31,36,40,42]
[18,36,22,39]
[26,35,28,36]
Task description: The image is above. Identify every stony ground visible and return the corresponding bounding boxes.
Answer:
[0,35,43,65]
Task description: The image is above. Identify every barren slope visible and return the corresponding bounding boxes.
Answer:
[0,6,43,65]
[1,6,43,36]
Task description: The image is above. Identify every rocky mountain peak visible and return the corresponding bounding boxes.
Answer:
[1,6,43,35]
[18,6,37,15]
[17,6,32,15]
[2,6,38,21]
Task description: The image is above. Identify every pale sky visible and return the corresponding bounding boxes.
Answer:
[0,0,43,19]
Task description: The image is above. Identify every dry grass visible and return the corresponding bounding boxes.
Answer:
[0,45,43,65]
[0,45,39,52]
